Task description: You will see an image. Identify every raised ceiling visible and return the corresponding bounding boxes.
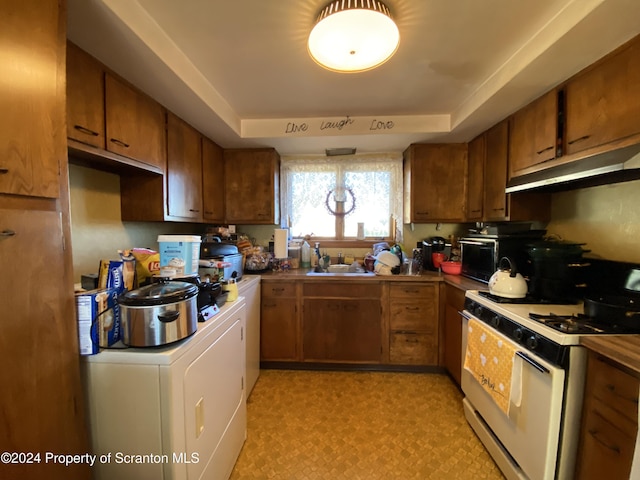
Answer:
[67,0,640,155]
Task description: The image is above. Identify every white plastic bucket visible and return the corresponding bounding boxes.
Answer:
[157,235,202,276]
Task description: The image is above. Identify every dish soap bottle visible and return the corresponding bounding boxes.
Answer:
[301,241,311,268]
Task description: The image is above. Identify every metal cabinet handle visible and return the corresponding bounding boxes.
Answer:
[109,138,130,148]
[189,209,200,213]
[588,428,621,454]
[0,168,8,174]
[567,135,591,145]
[1,230,16,237]
[73,125,100,136]
[536,145,554,155]
[605,383,640,402]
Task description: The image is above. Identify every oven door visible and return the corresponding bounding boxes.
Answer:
[460,310,566,480]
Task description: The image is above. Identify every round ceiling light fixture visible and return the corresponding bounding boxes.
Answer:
[308,0,400,73]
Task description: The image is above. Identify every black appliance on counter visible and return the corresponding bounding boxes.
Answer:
[199,241,244,281]
[151,274,222,322]
[420,236,451,271]
[526,239,591,303]
[459,231,545,283]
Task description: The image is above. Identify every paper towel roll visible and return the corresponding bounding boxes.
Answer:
[274,229,288,259]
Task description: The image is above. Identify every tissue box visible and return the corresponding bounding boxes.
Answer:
[75,287,121,355]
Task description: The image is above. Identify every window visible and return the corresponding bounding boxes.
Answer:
[281,154,403,240]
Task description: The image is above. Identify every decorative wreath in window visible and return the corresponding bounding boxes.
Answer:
[325,187,356,217]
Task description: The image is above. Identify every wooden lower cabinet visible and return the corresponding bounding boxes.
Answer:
[260,282,299,361]
[260,279,442,368]
[303,299,382,362]
[302,282,383,364]
[443,284,465,386]
[575,351,640,479]
[388,283,439,366]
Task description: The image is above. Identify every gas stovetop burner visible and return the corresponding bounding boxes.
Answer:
[528,312,640,334]
[478,291,579,305]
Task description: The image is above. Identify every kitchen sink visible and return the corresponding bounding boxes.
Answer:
[305,271,374,277]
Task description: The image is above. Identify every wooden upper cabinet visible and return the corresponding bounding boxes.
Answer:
[105,73,166,170]
[166,113,203,220]
[484,120,509,221]
[565,37,640,156]
[403,144,468,223]
[202,137,225,223]
[509,89,558,178]
[66,41,105,149]
[0,1,63,199]
[466,134,485,221]
[223,148,280,224]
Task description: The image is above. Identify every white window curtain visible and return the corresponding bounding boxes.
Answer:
[280,153,403,239]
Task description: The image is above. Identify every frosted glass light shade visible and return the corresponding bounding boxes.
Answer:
[308,0,400,73]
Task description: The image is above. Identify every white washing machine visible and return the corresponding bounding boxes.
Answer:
[83,299,247,480]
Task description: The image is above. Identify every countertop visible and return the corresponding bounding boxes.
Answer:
[249,268,487,286]
[580,335,640,375]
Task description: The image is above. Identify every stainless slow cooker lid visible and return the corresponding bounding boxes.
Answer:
[119,281,198,307]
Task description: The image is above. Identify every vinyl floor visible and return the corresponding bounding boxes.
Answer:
[230,369,505,479]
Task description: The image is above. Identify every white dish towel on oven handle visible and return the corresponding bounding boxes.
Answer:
[509,353,524,416]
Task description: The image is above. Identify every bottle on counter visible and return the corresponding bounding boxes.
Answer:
[301,241,311,268]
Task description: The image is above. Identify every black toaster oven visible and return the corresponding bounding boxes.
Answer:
[459,234,542,283]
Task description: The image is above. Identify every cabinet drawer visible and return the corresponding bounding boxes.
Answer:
[262,283,296,298]
[589,354,640,423]
[389,283,436,300]
[389,301,437,332]
[389,332,437,365]
[577,400,636,480]
[303,283,381,298]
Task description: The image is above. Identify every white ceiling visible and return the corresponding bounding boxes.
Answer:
[67,0,640,156]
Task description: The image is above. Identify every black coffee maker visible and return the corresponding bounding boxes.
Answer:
[420,236,451,271]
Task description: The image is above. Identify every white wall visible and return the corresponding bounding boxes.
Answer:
[68,164,204,282]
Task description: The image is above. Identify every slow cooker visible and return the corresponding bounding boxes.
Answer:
[118,281,198,347]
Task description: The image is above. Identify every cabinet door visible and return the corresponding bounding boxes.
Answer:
[509,90,557,177]
[0,1,62,198]
[575,352,639,480]
[166,113,202,220]
[0,209,90,478]
[224,148,280,224]
[202,137,225,223]
[303,299,382,363]
[466,134,485,221]
[105,73,166,170]
[484,120,509,220]
[261,297,297,361]
[404,144,467,222]
[565,38,640,156]
[66,41,105,148]
[443,284,465,386]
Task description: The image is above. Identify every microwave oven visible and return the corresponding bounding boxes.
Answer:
[459,235,541,283]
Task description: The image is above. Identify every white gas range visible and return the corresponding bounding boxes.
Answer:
[460,290,626,480]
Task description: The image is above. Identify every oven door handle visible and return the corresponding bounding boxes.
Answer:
[516,351,550,374]
[460,310,473,321]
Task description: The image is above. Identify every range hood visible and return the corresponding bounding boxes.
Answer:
[505,143,640,193]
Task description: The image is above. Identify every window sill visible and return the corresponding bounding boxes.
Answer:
[300,239,391,249]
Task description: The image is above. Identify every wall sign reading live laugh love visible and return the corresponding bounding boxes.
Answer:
[241,114,450,138]
[284,116,395,134]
